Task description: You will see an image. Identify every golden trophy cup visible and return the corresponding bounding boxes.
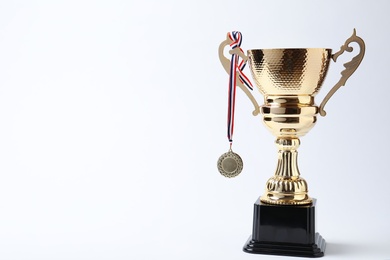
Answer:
[218,30,365,257]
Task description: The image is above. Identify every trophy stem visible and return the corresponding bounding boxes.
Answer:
[260,138,312,205]
[274,138,300,178]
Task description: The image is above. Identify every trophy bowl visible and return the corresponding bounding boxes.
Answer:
[249,48,332,96]
[248,48,332,139]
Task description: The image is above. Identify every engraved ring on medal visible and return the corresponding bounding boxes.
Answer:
[217,150,243,178]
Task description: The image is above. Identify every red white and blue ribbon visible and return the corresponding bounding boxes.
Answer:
[227,31,253,145]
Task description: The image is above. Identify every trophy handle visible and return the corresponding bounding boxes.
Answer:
[218,34,260,116]
[318,29,366,116]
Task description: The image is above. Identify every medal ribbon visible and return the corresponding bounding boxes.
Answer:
[227,31,253,146]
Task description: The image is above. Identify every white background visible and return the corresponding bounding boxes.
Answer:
[0,0,389,259]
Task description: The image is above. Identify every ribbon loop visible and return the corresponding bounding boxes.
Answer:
[227,31,253,144]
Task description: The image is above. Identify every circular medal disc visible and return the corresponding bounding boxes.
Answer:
[217,150,243,178]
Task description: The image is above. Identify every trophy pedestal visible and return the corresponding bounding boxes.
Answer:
[243,198,325,258]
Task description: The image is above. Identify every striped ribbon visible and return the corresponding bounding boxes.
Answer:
[227,31,253,145]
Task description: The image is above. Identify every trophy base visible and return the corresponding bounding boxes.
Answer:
[243,233,325,258]
[243,197,325,258]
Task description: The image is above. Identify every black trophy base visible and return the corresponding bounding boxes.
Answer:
[243,198,326,258]
[244,233,325,257]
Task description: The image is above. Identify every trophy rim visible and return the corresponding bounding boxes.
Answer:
[248,48,332,52]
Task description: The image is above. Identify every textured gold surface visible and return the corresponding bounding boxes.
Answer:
[218,30,365,205]
[248,49,332,96]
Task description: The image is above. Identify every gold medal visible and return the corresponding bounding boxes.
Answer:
[217,149,243,178]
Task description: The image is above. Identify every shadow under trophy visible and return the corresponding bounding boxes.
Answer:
[217,30,365,257]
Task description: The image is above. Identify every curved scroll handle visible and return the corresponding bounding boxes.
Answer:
[319,29,366,116]
[218,34,260,116]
